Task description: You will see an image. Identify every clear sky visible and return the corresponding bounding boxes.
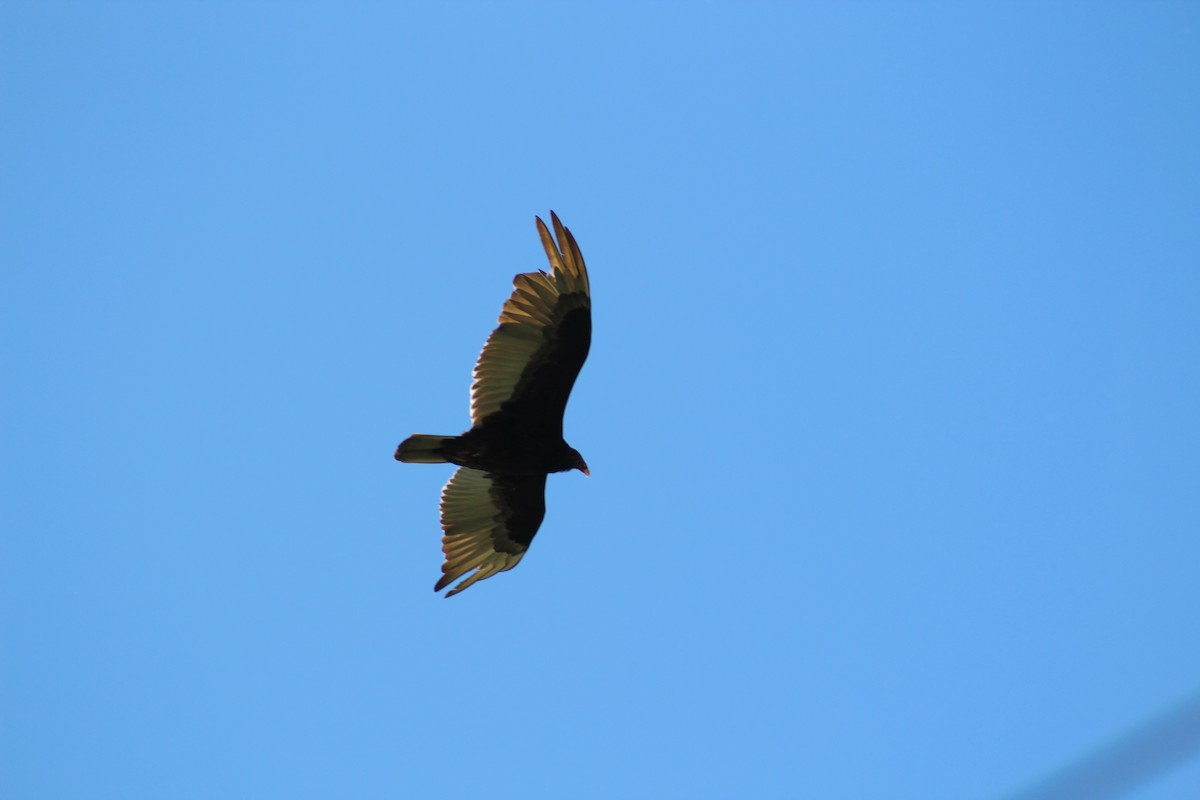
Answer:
[3,3,1199,798]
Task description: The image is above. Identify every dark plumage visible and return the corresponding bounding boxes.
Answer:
[395,212,591,597]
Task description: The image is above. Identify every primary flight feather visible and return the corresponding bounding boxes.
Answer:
[395,212,591,597]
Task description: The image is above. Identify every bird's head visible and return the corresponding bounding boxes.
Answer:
[569,448,590,477]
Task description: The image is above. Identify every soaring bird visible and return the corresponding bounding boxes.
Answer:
[395,212,591,597]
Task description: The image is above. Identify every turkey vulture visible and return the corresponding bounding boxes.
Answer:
[395,212,591,597]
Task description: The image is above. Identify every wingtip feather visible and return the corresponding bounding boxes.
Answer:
[536,215,565,276]
[544,211,588,294]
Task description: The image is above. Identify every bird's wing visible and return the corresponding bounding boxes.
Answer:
[436,467,547,597]
[469,212,591,432]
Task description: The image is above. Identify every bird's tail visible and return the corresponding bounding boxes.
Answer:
[394,434,454,464]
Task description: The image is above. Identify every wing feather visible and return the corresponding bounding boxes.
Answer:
[435,468,547,597]
[469,212,592,427]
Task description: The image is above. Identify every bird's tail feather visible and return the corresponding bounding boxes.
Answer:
[395,434,454,464]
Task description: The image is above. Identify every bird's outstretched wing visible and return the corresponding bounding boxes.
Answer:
[469,212,591,434]
[436,467,547,597]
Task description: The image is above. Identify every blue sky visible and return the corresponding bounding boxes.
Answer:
[3,3,1199,798]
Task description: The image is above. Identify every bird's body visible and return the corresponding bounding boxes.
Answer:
[396,427,583,477]
[394,212,591,597]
